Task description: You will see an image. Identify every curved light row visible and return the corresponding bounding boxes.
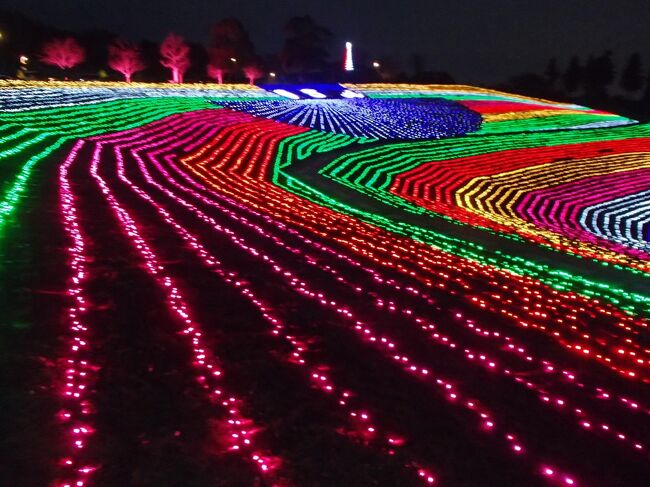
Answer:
[0,95,215,238]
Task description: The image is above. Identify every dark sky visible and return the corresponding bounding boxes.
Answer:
[3,0,650,84]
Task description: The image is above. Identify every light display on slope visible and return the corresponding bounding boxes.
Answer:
[0,81,279,112]
[319,119,650,283]
[0,96,216,240]
[88,136,282,479]
[380,126,650,256]
[174,110,650,374]
[1,82,650,486]
[171,109,648,481]
[343,83,635,131]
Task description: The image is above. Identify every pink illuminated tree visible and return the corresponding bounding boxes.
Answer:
[207,18,254,84]
[160,33,190,84]
[40,37,85,73]
[207,64,225,84]
[207,47,233,84]
[108,40,145,83]
[243,62,263,85]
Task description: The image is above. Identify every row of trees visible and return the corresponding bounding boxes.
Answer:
[41,32,262,84]
[2,10,451,85]
[550,52,646,96]
[37,16,333,84]
[501,51,650,121]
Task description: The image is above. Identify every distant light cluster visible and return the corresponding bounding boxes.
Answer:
[220,98,483,140]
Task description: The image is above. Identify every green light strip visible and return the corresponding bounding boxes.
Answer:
[0,97,216,234]
[272,129,650,317]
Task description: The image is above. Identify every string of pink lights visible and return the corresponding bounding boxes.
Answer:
[148,134,650,422]
[87,109,439,484]
[58,140,99,487]
[144,111,649,424]
[97,120,566,484]
[116,141,438,485]
[57,133,284,486]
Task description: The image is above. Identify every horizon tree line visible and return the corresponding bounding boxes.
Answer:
[34,15,336,84]
[7,8,650,105]
[530,52,648,99]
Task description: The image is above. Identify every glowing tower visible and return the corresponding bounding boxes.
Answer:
[344,41,354,71]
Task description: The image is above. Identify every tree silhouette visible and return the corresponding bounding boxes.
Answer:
[281,16,331,78]
[583,51,614,96]
[212,18,254,62]
[411,53,424,75]
[563,56,582,93]
[108,40,145,82]
[620,52,643,95]
[507,73,549,98]
[207,47,233,84]
[160,33,190,84]
[243,62,264,85]
[600,51,615,88]
[40,37,85,73]
[643,69,650,102]
[207,18,254,83]
[544,58,559,88]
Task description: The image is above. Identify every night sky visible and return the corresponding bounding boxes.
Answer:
[3,0,650,84]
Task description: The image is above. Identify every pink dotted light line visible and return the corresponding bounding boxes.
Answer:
[105,135,438,484]
[76,139,283,479]
[366,299,649,457]
[156,112,650,483]
[459,292,648,380]
[95,112,439,482]
[53,108,242,486]
[357,284,648,423]
[182,116,650,378]
[89,112,437,484]
[135,111,644,388]
[455,315,650,417]
[51,109,646,486]
[57,140,99,487]
[94,122,581,486]
[92,112,644,486]
[167,150,650,423]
